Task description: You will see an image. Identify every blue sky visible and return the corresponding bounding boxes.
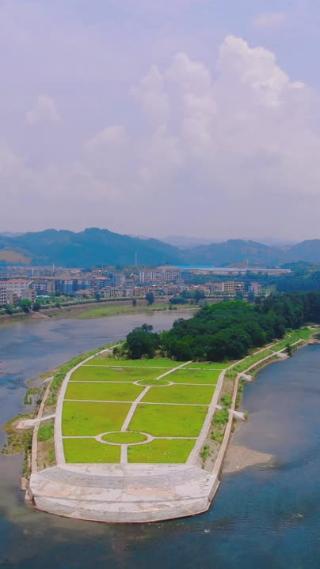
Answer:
[1,0,320,241]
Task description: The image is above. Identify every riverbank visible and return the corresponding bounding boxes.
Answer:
[0,299,193,325]
[223,445,274,473]
[221,328,320,476]
[197,327,317,481]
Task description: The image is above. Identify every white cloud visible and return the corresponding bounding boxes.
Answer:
[26,95,60,126]
[253,12,287,30]
[2,35,320,240]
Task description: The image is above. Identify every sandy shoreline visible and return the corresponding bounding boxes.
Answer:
[223,443,274,474]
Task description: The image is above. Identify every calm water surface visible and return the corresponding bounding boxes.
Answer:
[1,314,320,569]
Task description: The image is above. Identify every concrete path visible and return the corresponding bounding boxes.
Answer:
[65,399,208,407]
[16,414,55,430]
[121,386,151,432]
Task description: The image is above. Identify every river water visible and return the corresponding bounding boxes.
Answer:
[1,314,320,569]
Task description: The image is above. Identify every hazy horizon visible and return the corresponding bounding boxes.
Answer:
[1,1,320,241]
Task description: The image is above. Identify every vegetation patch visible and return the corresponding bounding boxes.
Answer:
[90,357,175,368]
[137,378,171,386]
[76,303,171,320]
[62,401,130,436]
[70,366,160,382]
[122,296,317,362]
[46,348,105,406]
[186,362,228,370]
[102,431,147,444]
[128,439,194,463]
[64,438,121,463]
[1,416,33,477]
[143,384,215,405]
[65,382,143,402]
[38,421,54,442]
[232,349,274,375]
[170,368,221,384]
[129,404,206,437]
[272,327,312,351]
[24,386,42,406]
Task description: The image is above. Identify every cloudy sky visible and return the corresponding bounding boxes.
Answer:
[1,0,320,241]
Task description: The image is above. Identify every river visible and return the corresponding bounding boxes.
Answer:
[0,314,320,568]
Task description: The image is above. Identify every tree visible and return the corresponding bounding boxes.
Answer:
[32,301,41,312]
[170,295,188,305]
[4,304,14,315]
[125,326,159,359]
[146,292,155,306]
[19,299,32,313]
[193,289,205,304]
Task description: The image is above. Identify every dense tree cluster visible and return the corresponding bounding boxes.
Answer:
[277,268,320,293]
[121,324,160,359]
[123,293,320,362]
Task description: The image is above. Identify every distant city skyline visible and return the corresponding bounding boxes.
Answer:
[1,0,320,240]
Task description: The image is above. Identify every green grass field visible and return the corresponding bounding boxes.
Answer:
[71,366,161,382]
[186,362,229,370]
[64,438,121,463]
[62,356,223,463]
[143,384,216,405]
[65,382,143,401]
[128,403,207,437]
[169,368,221,384]
[128,439,195,463]
[62,401,130,436]
[272,328,312,351]
[88,357,175,368]
[60,332,312,464]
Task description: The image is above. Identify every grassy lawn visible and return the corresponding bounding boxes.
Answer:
[129,404,207,437]
[65,382,143,401]
[64,438,121,463]
[186,362,229,370]
[102,431,147,444]
[272,328,312,351]
[143,384,215,405]
[38,421,54,442]
[70,366,160,382]
[170,368,221,384]
[89,357,177,368]
[233,349,274,374]
[62,401,130,436]
[135,378,171,386]
[128,439,195,463]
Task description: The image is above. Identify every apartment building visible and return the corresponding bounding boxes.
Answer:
[139,269,181,285]
[0,279,35,306]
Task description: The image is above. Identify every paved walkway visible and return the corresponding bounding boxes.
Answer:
[65,398,208,407]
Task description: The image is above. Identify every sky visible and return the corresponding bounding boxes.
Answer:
[1,0,320,242]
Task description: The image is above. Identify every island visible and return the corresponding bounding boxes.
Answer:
[10,293,320,523]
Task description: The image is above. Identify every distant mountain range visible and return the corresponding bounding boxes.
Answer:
[1,228,320,268]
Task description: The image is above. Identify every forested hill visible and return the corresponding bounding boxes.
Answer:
[0,228,181,267]
[2,228,320,267]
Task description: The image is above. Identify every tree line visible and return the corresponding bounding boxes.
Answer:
[120,292,320,361]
